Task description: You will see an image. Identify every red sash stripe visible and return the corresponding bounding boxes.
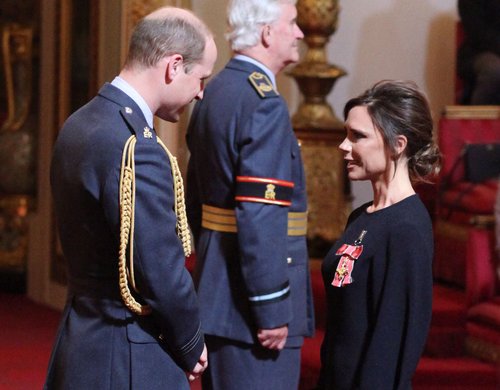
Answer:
[236,176,294,188]
[234,196,292,207]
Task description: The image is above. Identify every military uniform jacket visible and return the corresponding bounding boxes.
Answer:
[186,59,315,347]
[45,84,203,389]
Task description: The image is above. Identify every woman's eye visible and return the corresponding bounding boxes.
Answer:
[351,131,364,140]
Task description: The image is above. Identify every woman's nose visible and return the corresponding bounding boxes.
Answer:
[339,138,350,152]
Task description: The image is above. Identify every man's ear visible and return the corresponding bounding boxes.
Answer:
[261,24,272,47]
[165,54,184,82]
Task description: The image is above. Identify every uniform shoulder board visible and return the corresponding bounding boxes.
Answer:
[248,72,279,98]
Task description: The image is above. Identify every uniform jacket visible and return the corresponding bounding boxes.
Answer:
[45,83,203,389]
[186,58,315,347]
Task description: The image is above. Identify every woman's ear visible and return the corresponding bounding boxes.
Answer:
[393,134,408,159]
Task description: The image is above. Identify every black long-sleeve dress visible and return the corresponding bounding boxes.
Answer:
[317,194,433,390]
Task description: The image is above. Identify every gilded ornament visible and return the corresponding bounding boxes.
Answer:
[143,127,153,139]
[265,184,276,200]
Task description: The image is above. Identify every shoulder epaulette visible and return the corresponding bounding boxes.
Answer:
[248,72,279,98]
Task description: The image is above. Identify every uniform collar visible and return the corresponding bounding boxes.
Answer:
[232,55,277,90]
[111,76,154,128]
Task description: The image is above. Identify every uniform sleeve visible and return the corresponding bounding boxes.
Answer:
[356,223,433,389]
[103,136,204,371]
[235,97,294,329]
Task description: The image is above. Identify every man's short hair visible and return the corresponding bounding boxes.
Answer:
[125,9,211,73]
[226,0,297,52]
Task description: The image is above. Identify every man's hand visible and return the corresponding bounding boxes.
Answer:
[186,343,208,382]
[257,325,288,350]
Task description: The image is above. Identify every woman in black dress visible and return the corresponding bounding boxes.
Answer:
[317,80,441,390]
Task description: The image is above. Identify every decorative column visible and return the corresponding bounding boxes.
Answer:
[288,0,351,257]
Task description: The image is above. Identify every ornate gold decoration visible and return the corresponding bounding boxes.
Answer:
[0,22,35,285]
[122,0,175,61]
[288,0,350,256]
[265,184,276,200]
[443,105,500,120]
[157,137,192,257]
[0,195,31,272]
[143,126,153,139]
[288,0,346,130]
[300,135,350,243]
[249,72,276,97]
[119,134,191,316]
[127,0,166,31]
[119,136,150,315]
[0,23,36,195]
[1,23,33,133]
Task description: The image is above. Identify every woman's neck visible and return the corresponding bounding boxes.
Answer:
[368,170,415,213]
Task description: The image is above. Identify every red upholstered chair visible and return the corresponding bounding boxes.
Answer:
[433,106,500,288]
[464,226,500,364]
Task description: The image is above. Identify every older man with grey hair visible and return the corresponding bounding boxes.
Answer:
[186,0,314,389]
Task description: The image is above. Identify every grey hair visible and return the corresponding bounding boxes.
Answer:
[226,0,296,51]
[124,8,212,73]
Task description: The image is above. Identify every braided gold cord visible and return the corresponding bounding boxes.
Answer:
[117,134,192,316]
[157,137,192,257]
[119,136,151,316]
[125,138,137,290]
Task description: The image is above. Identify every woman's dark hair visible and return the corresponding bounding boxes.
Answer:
[343,80,441,183]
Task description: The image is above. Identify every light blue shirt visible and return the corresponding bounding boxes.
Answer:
[111,76,154,128]
[233,54,277,90]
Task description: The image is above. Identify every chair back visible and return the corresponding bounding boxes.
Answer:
[438,106,500,186]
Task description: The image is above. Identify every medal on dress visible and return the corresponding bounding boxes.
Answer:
[332,230,367,287]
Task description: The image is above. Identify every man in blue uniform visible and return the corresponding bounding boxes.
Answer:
[45,7,217,389]
[186,1,314,389]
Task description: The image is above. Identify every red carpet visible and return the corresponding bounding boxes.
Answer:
[1,288,498,389]
[0,293,204,390]
[414,356,499,390]
[0,293,60,389]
